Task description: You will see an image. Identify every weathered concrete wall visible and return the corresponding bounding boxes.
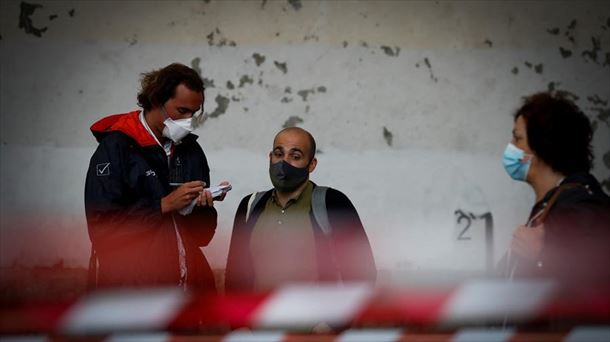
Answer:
[1,0,609,284]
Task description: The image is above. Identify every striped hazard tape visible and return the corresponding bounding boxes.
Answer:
[1,327,610,342]
[1,280,609,339]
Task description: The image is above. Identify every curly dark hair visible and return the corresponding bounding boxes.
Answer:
[137,63,204,111]
[515,92,593,175]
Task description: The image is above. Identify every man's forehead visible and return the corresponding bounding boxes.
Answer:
[273,130,310,149]
[174,84,203,104]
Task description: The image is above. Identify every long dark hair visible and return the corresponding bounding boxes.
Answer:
[137,63,204,111]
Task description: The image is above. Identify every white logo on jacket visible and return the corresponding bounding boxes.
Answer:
[96,163,110,176]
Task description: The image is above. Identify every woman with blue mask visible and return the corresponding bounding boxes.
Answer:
[500,92,610,287]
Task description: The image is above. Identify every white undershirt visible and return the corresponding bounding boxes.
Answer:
[139,111,188,288]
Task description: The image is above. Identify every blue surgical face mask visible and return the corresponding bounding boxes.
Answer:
[503,143,531,182]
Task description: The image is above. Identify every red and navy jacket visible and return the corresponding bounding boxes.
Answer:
[85,110,217,291]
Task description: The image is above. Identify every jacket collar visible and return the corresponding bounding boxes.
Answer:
[90,110,198,147]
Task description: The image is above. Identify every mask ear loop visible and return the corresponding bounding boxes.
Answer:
[160,104,171,121]
[192,93,208,128]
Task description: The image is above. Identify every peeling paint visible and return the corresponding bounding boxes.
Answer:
[555,88,580,102]
[587,95,609,106]
[303,34,319,42]
[238,75,253,88]
[207,28,237,47]
[559,47,572,58]
[252,53,266,66]
[383,126,393,146]
[381,45,400,57]
[591,107,610,126]
[423,57,438,83]
[209,94,230,118]
[568,19,577,29]
[547,27,560,35]
[191,57,202,75]
[582,36,601,64]
[287,0,302,11]
[565,20,577,44]
[19,2,48,37]
[226,81,234,90]
[295,86,326,102]
[128,35,137,46]
[283,116,303,128]
[274,61,288,74]
[297,89,313,101]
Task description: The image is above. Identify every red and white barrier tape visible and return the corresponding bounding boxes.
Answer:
[1,280,609,337]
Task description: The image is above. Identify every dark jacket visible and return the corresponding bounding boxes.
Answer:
[225,183,376,290]
[513,173,610,285]
[85,110,217,291]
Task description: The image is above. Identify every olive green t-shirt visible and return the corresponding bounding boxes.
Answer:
[250,181,318,290]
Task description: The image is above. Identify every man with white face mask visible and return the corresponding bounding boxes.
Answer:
[85,63,229,291]
[499,92,610,287]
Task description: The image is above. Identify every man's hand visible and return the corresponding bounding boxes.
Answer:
[511,224,545,261]
[196,180,231,207]
[161,181,205,213]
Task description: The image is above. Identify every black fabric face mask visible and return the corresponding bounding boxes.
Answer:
[269,160,309,193]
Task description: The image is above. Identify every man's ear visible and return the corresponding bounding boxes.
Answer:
[308,157,317,173]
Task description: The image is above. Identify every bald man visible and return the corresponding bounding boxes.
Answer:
[225,128,376,290]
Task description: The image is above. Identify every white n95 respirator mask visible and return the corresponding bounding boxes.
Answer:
[161,106,193,144]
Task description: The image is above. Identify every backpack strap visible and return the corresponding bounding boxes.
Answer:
[312,186,331,236]
[246,191,267,222]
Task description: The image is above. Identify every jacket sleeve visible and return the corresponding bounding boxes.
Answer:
[175,145,218,247]
[85,135,164,250]
[225,195,254,291]
[326,189,377,283]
